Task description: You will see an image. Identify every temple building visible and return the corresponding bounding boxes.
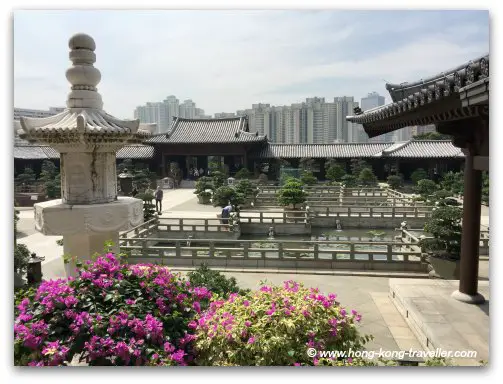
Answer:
[15,115,465,181]
[346,54,489,304]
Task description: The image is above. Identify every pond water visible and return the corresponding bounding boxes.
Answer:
[240,228,397,242]
[153,228,417,262]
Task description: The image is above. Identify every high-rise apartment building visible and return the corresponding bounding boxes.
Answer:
[361,92,385,112]
[179,99,196,119]
[14,107,65,120]
[334,96,359,143]
[214,112,236,118]
[135,95,208,133]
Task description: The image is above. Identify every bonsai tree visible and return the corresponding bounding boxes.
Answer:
[277,177,307,209]
[136,192,156,221]
[40,160,61,197]
[416,179,438,197]
[411,168,428,185]
[324,158,341,172]
[358,167,378,187]
[300,170,317,186]
[194,176,213,204]
[419,205,462,259]
[212,186,244,210]
[341,174,357,187]
[326,164,346,183]
[350,159,369,176]
[117,158,134,174]
[299,157,316,172]
[257,173,269,185]
[210,171,226,191]
[440,171,464,195]
[234,168,252,180]
[235,179,258,206]
[15,167,36,185]
[386,174,403,190]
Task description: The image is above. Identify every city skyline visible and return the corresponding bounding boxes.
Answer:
[14,10,489,119]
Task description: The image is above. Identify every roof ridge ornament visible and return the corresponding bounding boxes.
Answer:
[66,33,103,110]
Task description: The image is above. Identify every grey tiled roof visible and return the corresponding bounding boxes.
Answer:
[250,140,464,159]
[250,143,391,159]
[116,145,155,159]
[380,140,464,158]
[14,146,55,160]
[145,117,267,144]
[14,142,154,160]
[346,54,489,137]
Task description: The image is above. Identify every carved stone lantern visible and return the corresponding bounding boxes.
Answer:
[118,168,134,196]
[19,33,151,277]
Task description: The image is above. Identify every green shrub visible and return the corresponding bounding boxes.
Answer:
[419,205,462,259]
[15,167,36,185]
[234,168,252,180]
[187,264,249,301]
[300,171,318,186]
[257,173,269,185]
[193,280,373,366]
[14,244,32,275]
[137,192,156,221]
[235,179,258,201]
[415,179,437,197]
[212,186,244,209]
[341,174,357,187]
[386,175,402,190]
[440,171,464,195]
[326,165,346,183]
[358,168,378,187]
[410,168,428,185]
[194,177,213,202]
[350,159,368,176]
[210,171,226,191]
[277,178,307,209]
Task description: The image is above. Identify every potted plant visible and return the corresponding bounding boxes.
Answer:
[386,174,403,190]
[358,167,378,187]
[235,179,259,208]
[300,170,318,186]
[418,205,462,279]
[212,185,245,211]
[326,164,346,184]
[194,176,213,204]
[277,177,307,221]
[234,168,252,180]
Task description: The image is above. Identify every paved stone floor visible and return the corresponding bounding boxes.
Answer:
[16,188,490,365]
[389,279,489,365]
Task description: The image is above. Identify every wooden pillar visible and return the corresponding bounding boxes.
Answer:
[452,151,485,303]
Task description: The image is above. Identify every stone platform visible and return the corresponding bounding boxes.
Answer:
[389,278,489,365]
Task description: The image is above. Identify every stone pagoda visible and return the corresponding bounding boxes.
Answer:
[19,33,151,277]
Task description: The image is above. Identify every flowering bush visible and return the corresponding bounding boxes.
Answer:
[14,253,212,366]
[193,280,372,366]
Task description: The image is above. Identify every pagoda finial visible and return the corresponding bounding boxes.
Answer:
[65,33,103,110]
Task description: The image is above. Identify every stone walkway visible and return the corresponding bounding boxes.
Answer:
[389,279,489,365]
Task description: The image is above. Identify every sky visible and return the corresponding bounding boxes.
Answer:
[13,10,489,119]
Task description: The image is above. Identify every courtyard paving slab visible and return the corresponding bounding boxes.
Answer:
[389,278,489,365]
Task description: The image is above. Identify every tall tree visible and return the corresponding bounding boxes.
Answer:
[413,132,452,140]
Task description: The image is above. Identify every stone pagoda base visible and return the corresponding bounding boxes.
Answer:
[34,197,143,277]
